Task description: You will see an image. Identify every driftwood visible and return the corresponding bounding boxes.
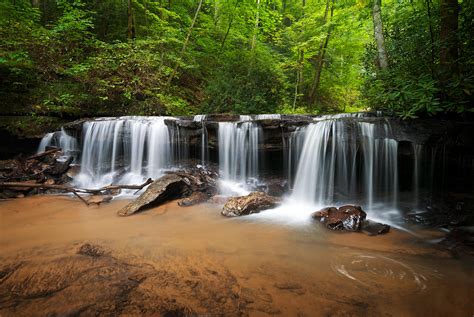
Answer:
[0,178,153,206]
[27,148,61,160]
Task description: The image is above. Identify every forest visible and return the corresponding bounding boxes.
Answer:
[0,0,473,124]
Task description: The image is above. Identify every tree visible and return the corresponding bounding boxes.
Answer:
[372,0,388,69]
[307,0,335,106]
[439,0,459,83]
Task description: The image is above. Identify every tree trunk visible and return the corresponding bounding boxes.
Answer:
[127,0,135,40]
[167,0,204,87]
[251,0,261,52]
[31,0,40,8]
[307,0,334,106]
[439,0,459,80]
[425,0,435,78]
[292,0,306,109]
[372,0,388,70]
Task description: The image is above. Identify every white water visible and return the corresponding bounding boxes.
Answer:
[218,122,262,194]
[279,119,400,224]
[75,117,174,188]
[37,128,78,160]
[37,114,428,227]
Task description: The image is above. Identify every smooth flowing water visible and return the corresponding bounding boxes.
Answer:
[37,114,430,223]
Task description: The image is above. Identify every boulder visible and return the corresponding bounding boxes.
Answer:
[312,205,367,231]
[221,192,280,217]
[117,174,190,216]
[360,220,390,236]
[178,191,209,207]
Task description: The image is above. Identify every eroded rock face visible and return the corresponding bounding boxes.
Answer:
[221,192,280,217]
[312,205,367,231]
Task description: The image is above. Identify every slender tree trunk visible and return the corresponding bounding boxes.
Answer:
[439,0,459,79]
[425,0,435,78]
[292,0,306,109]
[251,0,261,52]
[31,0,40,8]
[307,0,334,106]
[167,0,204,87]
[127,0,135,39]
[372,0,388,69]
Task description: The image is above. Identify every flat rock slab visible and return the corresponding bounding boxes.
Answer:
[117,174,189,216]
[222,192,280,217]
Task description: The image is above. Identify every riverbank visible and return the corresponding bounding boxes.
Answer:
[1,196,472,316]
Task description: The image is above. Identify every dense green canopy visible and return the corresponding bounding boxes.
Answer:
[0,0,472,119]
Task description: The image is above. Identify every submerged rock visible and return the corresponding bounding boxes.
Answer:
[312,205,367,231]
[360,220,390,236]
[221,192,280,217]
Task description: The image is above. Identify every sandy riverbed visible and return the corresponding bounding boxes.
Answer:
[0,196,473,316]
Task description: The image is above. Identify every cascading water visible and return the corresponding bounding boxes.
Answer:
[36,113,442,226]
[75,117,174,188]
[37,128,78,159]
[218,121,262,194]
[288,119,399,218]
[193,115,208,166]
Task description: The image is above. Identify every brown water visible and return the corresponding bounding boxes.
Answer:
[0,196,473,316]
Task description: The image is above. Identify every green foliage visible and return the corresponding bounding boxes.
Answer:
[0,0,472,119]
[362,0,473,118]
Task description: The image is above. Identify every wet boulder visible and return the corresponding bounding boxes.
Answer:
[221,192,280,217]
[312,205,367,231]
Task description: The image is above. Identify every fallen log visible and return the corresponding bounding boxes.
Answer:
[0,178,154,206]
[27,148,61,160]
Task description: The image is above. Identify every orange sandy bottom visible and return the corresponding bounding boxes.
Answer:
[0,196,472,316]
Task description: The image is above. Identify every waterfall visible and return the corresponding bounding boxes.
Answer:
[37,129,78,159]
[76,117,174,188]
[37,133,54,153]
[193,114,208,166]
[218,122,262,192]
[290,119,399,211]
[36,114,432,215]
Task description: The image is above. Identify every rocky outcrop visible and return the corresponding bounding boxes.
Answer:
[221,192,280,217]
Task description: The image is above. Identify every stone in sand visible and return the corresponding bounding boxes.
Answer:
[221,192,280,217]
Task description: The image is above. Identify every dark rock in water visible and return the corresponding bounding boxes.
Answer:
[439,226,474,255]
[178,191,209,207]
[312,205,367,231]
[222,192,280,217]
[118,174,189,216]
[360,220,390,236]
